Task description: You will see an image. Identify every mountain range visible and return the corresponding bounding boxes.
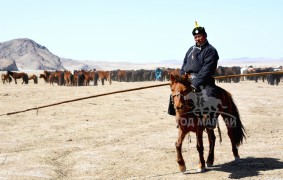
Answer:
[0,38,282,71]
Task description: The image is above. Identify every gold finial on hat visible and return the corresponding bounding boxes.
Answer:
[195,21,199,28]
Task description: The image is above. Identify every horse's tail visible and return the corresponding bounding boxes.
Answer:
[59,72,64,86]
[34,75,38,84]
[77,74,84,86]
[219,89,246,147]
[109,72,112,85]
[93,72,98,86]
[224,93,246,147]
[69,73,74,86]
[23,74,29,84]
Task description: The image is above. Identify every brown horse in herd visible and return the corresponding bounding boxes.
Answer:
[97,71,112,85]
[7,71,29,84]
[117,70,127,82]
[28,74,38,84]
[39,74,48,83]
[169,74,246,173]
[63,71,73,86]
[1,73,12,84]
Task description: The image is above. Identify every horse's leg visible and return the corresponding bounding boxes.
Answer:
[227,127,240,159]
[175,127,187,172]
[109,77,112,85]
[196,125,205,172]
[206,129,216,167]
[14,78,17,84]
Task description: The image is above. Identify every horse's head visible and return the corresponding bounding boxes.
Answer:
[170,74,194,115]
[7,71,12,76]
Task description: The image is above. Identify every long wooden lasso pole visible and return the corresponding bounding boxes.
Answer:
[0,71,282,116]
[0,83,169,116]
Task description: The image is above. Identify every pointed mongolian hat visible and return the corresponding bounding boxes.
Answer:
[192,21,207,36]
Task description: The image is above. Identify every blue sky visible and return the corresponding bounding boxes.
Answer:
[1,0,283,63]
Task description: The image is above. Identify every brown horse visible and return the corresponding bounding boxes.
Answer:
[81,70,93,86]
[43,70,52,79]
[39,74,48,83]
[48,73,59,86]
[28,74,38,84]
[7,71,28,84]
[72,70,79,86]
[63,71,73,86]
[92,70,100,86]
[1,73,12,84]
[117,70,127,82]
[97,71,112,85]
[169,74,246,173]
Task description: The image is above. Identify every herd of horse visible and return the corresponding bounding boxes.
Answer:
[0,69,176,86]
[215,66,283,85]
[1,71,37,84]
[38,70,111,86]
[1,66,282,86]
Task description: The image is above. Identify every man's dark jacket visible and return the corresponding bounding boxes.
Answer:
[180,41,219,88]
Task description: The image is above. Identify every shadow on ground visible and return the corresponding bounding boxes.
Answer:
[208,157,283,179]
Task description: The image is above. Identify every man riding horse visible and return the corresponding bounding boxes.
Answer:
[168,21,220,128]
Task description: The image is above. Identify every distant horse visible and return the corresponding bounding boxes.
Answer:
[43,70,52,80]
[93,70,100,86]
[28,74,38,84]
[132,69,144,82]
[54,71,65,86]
[7,71,28,84]
[48,72,60,86]
[1,73,12,84]
[39,74,48,83]
[215,66,225,83]
[170,74,246,173]
[77,72,85,86]
[117,70,127,82]
[81,70,94,86]
[48,73,55,85]
[63,71,73,86]
[98,71,112,85]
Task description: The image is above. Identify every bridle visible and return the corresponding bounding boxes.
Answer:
[171,92,184,110]
[171,89,195,111]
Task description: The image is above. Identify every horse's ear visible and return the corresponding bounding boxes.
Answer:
[170,74,176,82]
[184,73,189,79]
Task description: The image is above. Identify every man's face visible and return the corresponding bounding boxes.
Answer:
[194,34,206,46]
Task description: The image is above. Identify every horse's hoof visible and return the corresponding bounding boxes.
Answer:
[235,157,243,163]
[206,162,213,167]
[196,167,206,173]
[179,165,186,172]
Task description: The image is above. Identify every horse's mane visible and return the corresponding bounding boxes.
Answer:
[171,74,192,87]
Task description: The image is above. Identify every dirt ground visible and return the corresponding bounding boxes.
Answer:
[0,72,283,179]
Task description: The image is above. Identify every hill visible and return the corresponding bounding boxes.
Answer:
[0,38,65,71]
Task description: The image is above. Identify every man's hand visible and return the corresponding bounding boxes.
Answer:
[191,85,201,93]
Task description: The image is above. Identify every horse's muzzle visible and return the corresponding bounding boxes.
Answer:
[175,104,184,111]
